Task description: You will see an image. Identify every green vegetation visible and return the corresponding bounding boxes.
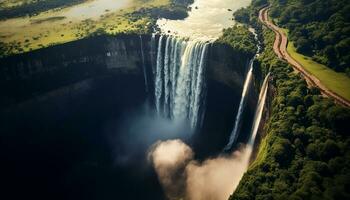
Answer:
[286,39,350,101]
[235,0,350,101]
[228,0,350,199]
[233,0,267,28]
[0,0,191,57]
[0,0,86,19]
[231,26,350,200]
[0,0,41,8]
[30,16,66,24]
[217,25,258,56]
[269,0,350,75]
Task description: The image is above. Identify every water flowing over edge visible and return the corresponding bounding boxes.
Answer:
[224,28,263,151]
[230,75,270,193]
[153,35,210,132]
[248,73,270,147]
[139,35,148,93]
[223,59,254,151]
[233,73,270,191]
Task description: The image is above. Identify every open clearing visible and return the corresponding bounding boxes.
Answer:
[283,29,350,101]
[0,0,170,55]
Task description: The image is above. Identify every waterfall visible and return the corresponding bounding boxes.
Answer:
[163,37,171,117]
[153,35,209,131]
[231,73,270,188]
[139,35,148,93]
[151,33,157,77]
[155,35,164,114]
[224,28,264,151]
[248,73,270,146]
[224,59,254,151]
[225,75,270,193]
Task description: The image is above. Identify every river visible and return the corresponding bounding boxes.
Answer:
[157,0,251,40]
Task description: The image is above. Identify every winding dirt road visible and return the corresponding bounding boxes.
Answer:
[259,7,350,107]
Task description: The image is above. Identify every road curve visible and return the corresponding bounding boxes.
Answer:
[259,6,350,107]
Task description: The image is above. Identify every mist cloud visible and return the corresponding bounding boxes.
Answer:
[148,139,194,199]
[148,139,253,200]
[107,103,191,166]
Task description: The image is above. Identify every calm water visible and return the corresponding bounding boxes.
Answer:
[62,0,131,19]
[0,0,132,31]
[157,0,251,40]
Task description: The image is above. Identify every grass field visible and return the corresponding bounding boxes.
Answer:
[0,0,39,8]
[0,0,170,56]
[280,29,350,102]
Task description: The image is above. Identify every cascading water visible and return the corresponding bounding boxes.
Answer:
[228,74,270,192]
[150,33,157,77]
[224,59,254,151]
[224,28,263,151]
[153,35,209,131]
[139,35,148,93]
[247,73,270,147]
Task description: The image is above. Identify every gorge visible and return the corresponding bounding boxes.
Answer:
[2,0,350,199]
[0,30,263,199]
[0,0,273,199]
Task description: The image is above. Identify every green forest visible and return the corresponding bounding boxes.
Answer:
[1,0,349,199]
[229,0,350,199]
[234,0,350,76]
[0,0,86,19]
[269,0,350,76]
[218,25,258,56]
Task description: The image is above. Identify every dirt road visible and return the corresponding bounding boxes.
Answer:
[259,7,350,107]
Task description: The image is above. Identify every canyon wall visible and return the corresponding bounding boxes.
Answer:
[0,34,152,108]
[0,34,252,110]
[0,33,261,199]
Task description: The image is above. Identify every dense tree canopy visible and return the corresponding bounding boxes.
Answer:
[231,26,350,200]
[0,0,86,19]
[269,0,350,75]
[217,25,258,56]
[229,1,350,199]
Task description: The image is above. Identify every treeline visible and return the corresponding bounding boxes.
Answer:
[217,26,258,56]
[228,0,350,199]
[0,0,85,20]
[232,26,350,200]
[269,0,350,76]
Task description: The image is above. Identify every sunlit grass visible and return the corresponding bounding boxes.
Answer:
[280,28,350,101]
[0,0,38,8]
[0,0,171,55]
[249,132,270,170]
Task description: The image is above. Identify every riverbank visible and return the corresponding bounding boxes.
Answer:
[0,0,190,57]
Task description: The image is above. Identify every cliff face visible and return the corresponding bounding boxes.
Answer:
[0,34,153,108]
[0,33,256,159]
[207,43,250,92]
[0,34,252,110]
[0,32,260,199]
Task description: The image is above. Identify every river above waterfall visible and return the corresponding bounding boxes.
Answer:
[0,0,132,29]
[157,0,251,40]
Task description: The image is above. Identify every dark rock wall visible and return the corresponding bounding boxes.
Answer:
[0,34,252,110]
[0,33,259,199]
[207,43,250,92]
[0,34,153,109]
[193,42,257,157]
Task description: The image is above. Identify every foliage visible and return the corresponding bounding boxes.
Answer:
[233,0,268,28]
[0,0,86,19]
[269,0,350,74]
[231,23,350,200]
[0,0,192,58]
[229,1,350,199]
[284,39,350,101]
[217,25,258,56]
